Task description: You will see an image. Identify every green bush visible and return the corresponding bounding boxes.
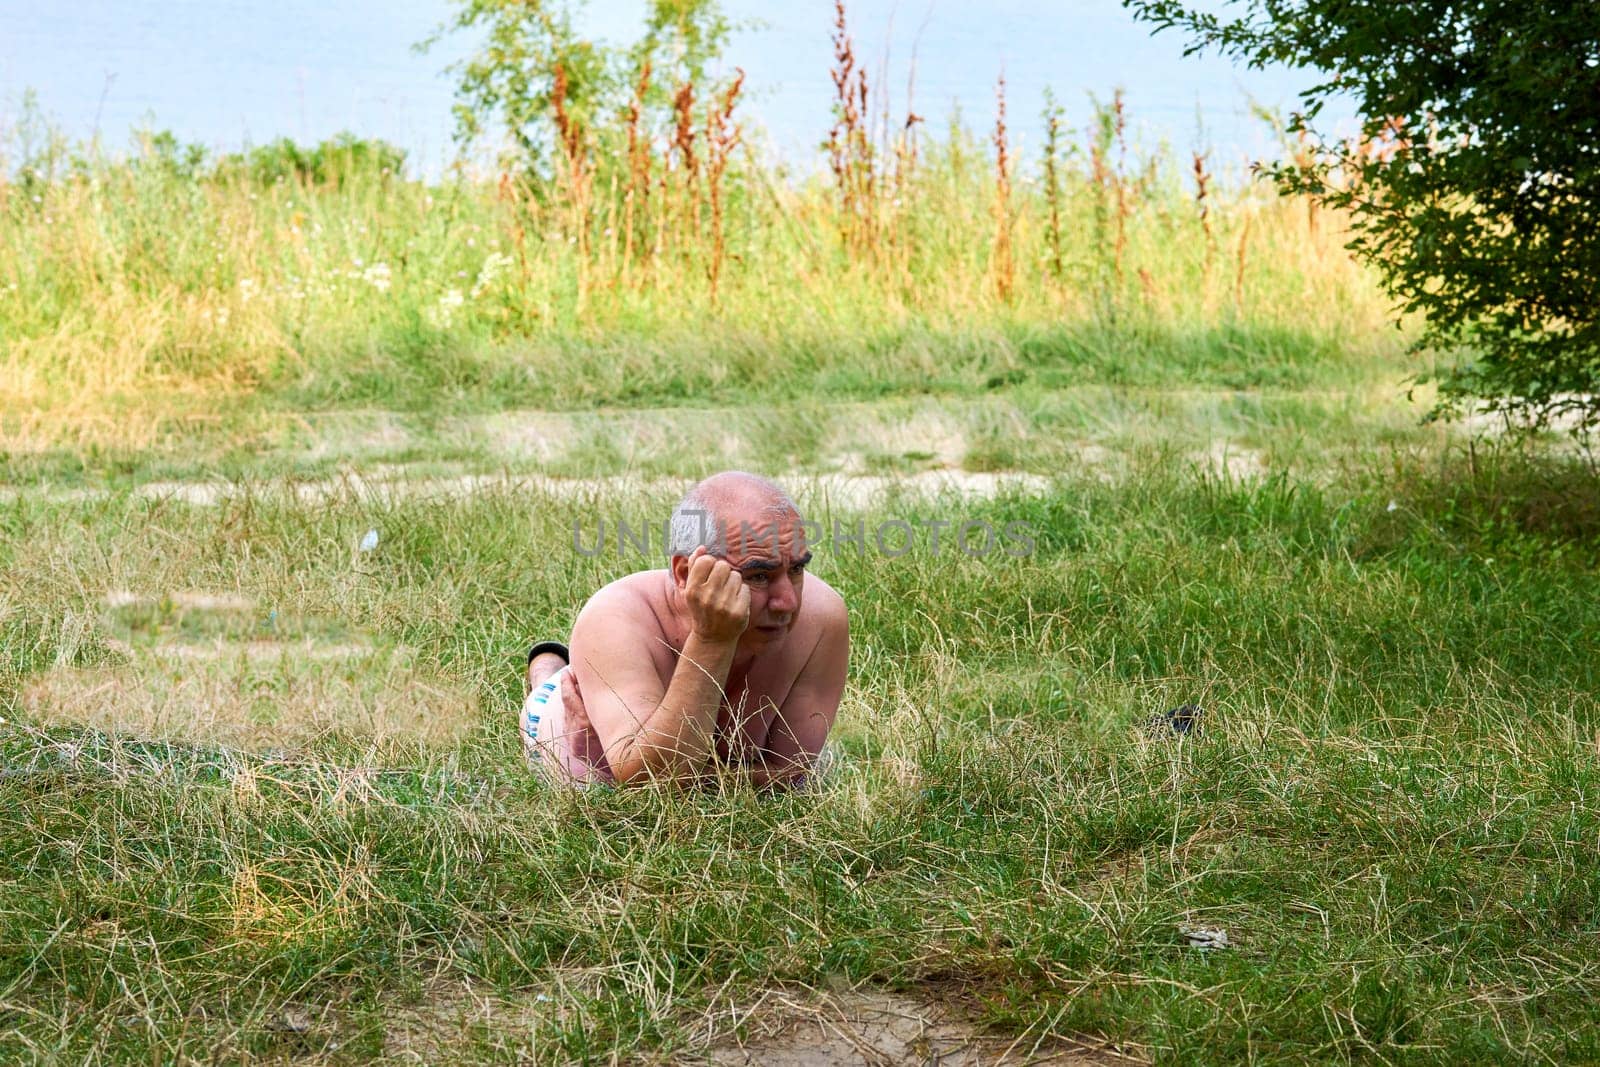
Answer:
[214,131,407,187]
[1126,0,1600,433]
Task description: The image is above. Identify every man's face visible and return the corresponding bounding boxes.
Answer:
[719,510,810,654]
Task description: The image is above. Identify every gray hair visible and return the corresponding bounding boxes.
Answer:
[665,487,727,558]
[664,474,801,559]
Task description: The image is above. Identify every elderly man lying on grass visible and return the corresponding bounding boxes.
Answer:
[519,471,850,789]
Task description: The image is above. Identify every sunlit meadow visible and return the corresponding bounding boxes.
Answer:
[3,18,1599,1065]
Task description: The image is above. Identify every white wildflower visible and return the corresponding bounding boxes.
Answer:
[426,288,467,328]
[361,263,392,292]
[470,252,514,298]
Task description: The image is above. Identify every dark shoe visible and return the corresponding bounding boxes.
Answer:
[1145,703,1202,736]
[527,641,570,666]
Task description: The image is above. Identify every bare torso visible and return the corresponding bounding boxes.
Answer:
[551,569,846,783]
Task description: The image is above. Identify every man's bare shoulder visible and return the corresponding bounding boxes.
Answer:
[801,574,848,630]
[571,570,678,656]
[776,574,846,673]
[576,569,668,618]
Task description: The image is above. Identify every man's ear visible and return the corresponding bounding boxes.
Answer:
[670,555,689,588]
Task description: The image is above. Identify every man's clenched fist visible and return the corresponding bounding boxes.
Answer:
[685,546,750,643]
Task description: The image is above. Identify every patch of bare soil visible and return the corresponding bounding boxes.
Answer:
[708,988,1137,1067]
[835,409,972,472]
[104,588,256,611]
[378,979,1139,1066]
[381,980,543,1063]
[7,468,1048,509]
[1190,442,1268,481]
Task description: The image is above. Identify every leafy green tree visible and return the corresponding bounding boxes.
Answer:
[419,0,731,179]
[215,133,406,187]
[629,0,734,109]
[1125,1,1600,430]
[419,0,611,175]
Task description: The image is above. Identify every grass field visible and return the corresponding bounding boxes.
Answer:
[1,84,1395,429]
[5,90,1600,1064]
[5,382,1600,1063]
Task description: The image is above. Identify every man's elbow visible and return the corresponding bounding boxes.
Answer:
[608,742,703,788]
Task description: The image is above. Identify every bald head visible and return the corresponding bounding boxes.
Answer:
[695,471,797,518]
[665,471,800,559]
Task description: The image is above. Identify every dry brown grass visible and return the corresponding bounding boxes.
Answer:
[706,69,746,304]
[991,73,1015,304]
[21,646,475,755]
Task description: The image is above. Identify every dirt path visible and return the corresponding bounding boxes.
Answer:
[382,980,1141,1065]
[706,987,1137,1066]
[1,467,1058,508]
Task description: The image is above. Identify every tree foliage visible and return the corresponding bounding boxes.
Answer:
[419,0,731,179]
[215,133,407,188]
[1126,0,1600,430]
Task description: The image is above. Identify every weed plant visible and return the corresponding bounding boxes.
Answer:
[1,97,1397,424]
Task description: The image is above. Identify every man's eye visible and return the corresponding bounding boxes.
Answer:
[790,564,807,577]
[746,572,770,586]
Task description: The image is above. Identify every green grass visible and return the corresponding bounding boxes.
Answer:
[4,418,1600,1062]
[4,102,1594,1066]
[1,111,1404,430]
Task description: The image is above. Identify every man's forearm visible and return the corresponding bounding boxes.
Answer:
[610,632,735,783]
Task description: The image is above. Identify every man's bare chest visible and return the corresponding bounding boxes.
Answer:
[703,663,799,760]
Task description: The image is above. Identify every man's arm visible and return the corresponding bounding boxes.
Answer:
[747,583,849,790]
[572,551,749,785]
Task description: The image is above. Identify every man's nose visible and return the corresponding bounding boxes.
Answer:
[766,572,798,614]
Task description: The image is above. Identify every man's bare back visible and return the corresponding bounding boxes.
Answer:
[521,472,849,789]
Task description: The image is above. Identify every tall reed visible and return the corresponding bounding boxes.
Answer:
[623,61,654,281]
[1193,149,1214,282]
[0,40,1390,413]
[705,70,745,305]
[991,73,1015,303]
[1042,90,1066,283]
[667,80,699,264]
[828,0,875,253]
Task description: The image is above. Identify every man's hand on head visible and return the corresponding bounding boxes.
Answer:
[684,546,750,644]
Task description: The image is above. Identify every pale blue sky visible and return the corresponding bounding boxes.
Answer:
[0,1,1340,177]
